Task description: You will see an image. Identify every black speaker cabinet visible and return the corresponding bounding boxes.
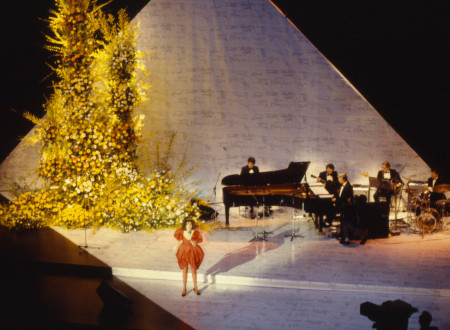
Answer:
[360,202,390,239]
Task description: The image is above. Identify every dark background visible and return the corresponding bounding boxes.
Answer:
[1,0,448,180]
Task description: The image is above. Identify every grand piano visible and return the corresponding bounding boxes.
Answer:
[221,162,333,228]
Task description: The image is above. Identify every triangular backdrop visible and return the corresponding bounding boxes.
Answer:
[0,0,429,202]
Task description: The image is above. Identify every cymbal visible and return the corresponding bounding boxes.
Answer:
[433,184,450,193]
[436,199,450,206]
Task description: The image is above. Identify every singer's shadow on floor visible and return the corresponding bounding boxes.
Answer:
[203,228,289,283]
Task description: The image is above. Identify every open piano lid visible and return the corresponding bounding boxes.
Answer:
[222,161,310,186]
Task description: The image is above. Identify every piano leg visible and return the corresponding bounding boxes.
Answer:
[316,214,323,233]
[225,206,230,227]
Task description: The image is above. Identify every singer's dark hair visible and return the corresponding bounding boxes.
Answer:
[326,163,334,170]
[182,219,197,230]
[248,157,256,164]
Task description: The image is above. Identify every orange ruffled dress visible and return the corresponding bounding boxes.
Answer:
[174,228,204,270]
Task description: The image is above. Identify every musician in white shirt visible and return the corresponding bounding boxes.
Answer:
[373,161,403,205]
[317,163,340,195]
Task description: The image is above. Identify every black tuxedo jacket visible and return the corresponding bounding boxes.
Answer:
[428,176,446,201]
[240,165,260,176]
[376,169,403,186]
[336,182,354,209]
[319,170,340,194]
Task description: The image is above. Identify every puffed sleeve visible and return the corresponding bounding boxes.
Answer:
[174,228,183,240]
[192,230,203,243]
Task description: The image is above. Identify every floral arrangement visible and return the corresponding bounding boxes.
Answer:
[0,0,202,232]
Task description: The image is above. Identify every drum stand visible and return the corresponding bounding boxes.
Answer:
[401,196,420,236]
[439,201,449,228]
[285,196,304,241]
[405,190,417,225]
[420,204,430,239]
[249,197,272,242]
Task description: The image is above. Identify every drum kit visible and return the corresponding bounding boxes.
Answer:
[410,183,450,233]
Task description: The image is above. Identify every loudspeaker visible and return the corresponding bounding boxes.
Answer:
[360,202,390,239]
[96,280,133,310]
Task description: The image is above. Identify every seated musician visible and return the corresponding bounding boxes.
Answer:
[317,163,340,194]
[332,173,354,245]
[240,156,259,178]
[373,161,403,205]
[426,169,446,203]
[317,164,341,227]
[240,157,260,218]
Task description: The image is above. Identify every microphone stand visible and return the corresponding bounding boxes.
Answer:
[209,172,221,222]
[210,172,221,203]
[285,194,304,241]
[259,195,273,239]
[249,195,269,242]
[78,199,101,254]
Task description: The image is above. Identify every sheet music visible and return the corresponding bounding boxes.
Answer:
[309,183,332,197]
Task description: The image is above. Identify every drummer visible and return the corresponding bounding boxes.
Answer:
[426,169,446,203]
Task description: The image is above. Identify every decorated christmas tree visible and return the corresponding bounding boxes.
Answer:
[1,0,201,232]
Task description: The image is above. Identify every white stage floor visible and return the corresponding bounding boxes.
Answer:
[54,207,450,329]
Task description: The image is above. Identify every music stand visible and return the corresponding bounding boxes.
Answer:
[249,196,272,242]
[284,195,304,241]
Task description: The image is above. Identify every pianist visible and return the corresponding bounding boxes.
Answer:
[240,156,259,177]
[240,156,260,218]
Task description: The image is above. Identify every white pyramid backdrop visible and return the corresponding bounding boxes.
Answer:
[135,0,429,198]
[0,0,429,202]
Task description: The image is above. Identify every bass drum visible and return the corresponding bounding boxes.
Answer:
[416,209,440,233]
